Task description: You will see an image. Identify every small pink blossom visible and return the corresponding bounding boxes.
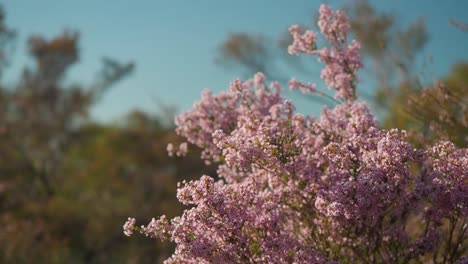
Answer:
[288,78,317,94]
[176,142,188,157]
[166,143,175,157]
[123,217,136,237]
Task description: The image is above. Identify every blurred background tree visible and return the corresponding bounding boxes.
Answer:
[215,0,467,147]
[0,5,214,263]
[382,62,467,147]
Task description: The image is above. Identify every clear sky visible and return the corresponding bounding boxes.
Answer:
[2,0,468,122]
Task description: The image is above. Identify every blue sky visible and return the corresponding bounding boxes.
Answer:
[2,0,467,122]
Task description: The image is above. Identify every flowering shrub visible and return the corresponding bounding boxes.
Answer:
[124,5,467,263]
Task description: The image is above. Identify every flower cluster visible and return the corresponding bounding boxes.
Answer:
[288,4,362,101]
[288,78,317,94]
[125,4,467,263]
[167,142,189,157]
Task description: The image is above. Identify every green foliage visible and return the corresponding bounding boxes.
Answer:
[0,8,213,263]
[383,62,468,147]
[1,112,214,263]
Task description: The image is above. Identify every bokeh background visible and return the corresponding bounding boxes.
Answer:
[0,0,466,263]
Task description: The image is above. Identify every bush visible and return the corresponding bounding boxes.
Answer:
[125,5,467,263]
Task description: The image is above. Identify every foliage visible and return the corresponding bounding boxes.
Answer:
[383,63,468,148]
[0,8,213,263]
[0,109,213,263]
